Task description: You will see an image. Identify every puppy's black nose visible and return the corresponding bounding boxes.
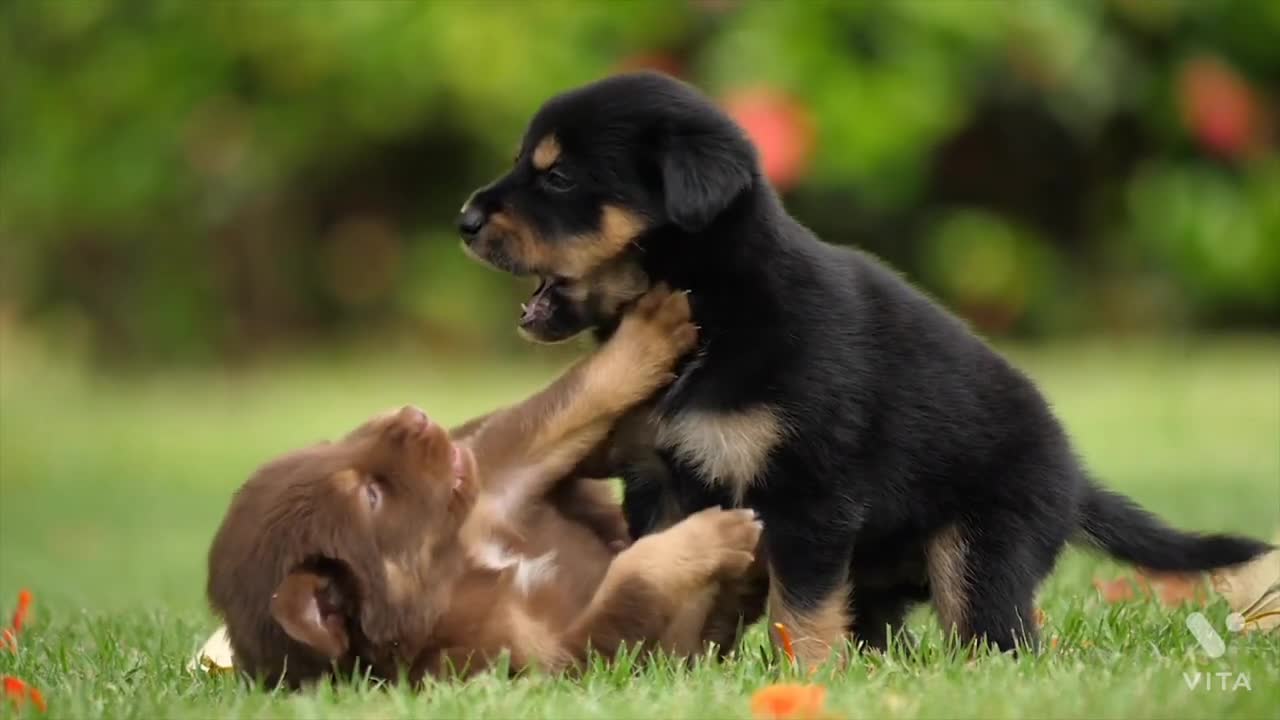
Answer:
[457,204,485,240]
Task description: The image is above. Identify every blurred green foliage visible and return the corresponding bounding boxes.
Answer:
[1,0,1276,365]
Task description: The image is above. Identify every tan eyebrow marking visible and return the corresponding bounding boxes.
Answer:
[532,134,561,171]
[331,468,361,494]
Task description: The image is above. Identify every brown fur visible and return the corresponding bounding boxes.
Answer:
[207,286,761,687]
[926,524,971,639]
[524,264,776,654]
[767,569,852,665]
[466,204,645,281]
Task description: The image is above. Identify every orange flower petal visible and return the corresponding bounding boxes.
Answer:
[11,590,31,633]
[2,676,46,713]
[28,688,46,713]
[1148,572,1207,607]
[1093,576,1136,604]
[751,683,828,719]
[772,623,796,664]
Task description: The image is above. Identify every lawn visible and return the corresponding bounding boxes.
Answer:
[1,333,1277,719]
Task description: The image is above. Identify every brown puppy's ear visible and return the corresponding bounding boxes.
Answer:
[270,569,350,659]
[659,127,754,233]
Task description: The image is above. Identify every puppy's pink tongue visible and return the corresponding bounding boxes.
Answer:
[520,278,556,327]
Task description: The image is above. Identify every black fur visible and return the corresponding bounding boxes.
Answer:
[1079,484,1269,571]
[459,71,1272,653]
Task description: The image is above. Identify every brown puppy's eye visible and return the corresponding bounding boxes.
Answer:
[365,480,383,511]
[541,168,575,193]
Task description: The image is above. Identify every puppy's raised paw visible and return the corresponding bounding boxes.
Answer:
[614,284,698,365]
[673,506,763,580]
[703,507,764,578]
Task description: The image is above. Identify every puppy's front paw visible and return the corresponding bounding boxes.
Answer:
[613,284,698,370]
[678,507,763,580]
[609,508,762,627]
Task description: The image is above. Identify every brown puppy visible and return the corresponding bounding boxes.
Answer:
[207,287,763,687]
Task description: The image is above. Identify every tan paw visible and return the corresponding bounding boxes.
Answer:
[676,507,763,580]
[614,284,698,366]
[611,508,762,613]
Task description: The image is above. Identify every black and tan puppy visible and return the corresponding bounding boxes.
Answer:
[456,71,1272,662]
[207,287,762,687]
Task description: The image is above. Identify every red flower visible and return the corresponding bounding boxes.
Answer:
[1177,55,1260,159]
[722,87,816,191]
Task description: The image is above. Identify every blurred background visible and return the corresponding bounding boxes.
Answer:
[2,0,1278,364]
[0,1,1276,612]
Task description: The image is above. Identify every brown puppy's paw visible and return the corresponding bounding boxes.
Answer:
[618,508,762,595]
[678,507,763,580]
[613,284,698,371]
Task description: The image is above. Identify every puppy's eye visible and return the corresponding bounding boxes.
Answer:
[365,480,383,511]
[541,168,575,193]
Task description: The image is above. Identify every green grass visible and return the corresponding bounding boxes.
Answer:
[1,334,1278,719]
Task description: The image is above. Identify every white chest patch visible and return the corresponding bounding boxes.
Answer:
[471,541,558,595]
[656,405,789,504]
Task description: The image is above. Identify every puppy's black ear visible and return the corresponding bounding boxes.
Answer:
[659,128,754,232]
[270,568,351,659]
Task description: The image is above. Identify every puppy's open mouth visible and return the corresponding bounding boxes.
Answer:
[519,276,562,330]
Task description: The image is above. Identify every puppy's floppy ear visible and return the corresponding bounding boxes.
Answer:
[270,569,351,659]
[659,127,755,232]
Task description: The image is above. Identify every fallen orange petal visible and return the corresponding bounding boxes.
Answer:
[3,589,33,653]
[751,683,828,719]
[27,687,46,713]
[1132,571,1152,596]
[772,622,796,664]
[1093,576,1136,604]
[3,676,45,713]
[10,590,31,633]
[1033,607,1048,627]
[1152,573,1207,607]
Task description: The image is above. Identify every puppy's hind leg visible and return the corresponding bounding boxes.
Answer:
[927,515,1061,653]
[557,507,763,667]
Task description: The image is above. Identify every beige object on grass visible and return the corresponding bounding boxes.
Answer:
[1210,530,1280,633]
[188,625,236,674]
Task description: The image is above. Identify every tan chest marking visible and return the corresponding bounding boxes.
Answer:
[656,406,789,504]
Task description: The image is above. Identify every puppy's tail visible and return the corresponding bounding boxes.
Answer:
[1077,481,1270,571]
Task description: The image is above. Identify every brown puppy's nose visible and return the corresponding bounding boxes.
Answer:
[457,204,485,241]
